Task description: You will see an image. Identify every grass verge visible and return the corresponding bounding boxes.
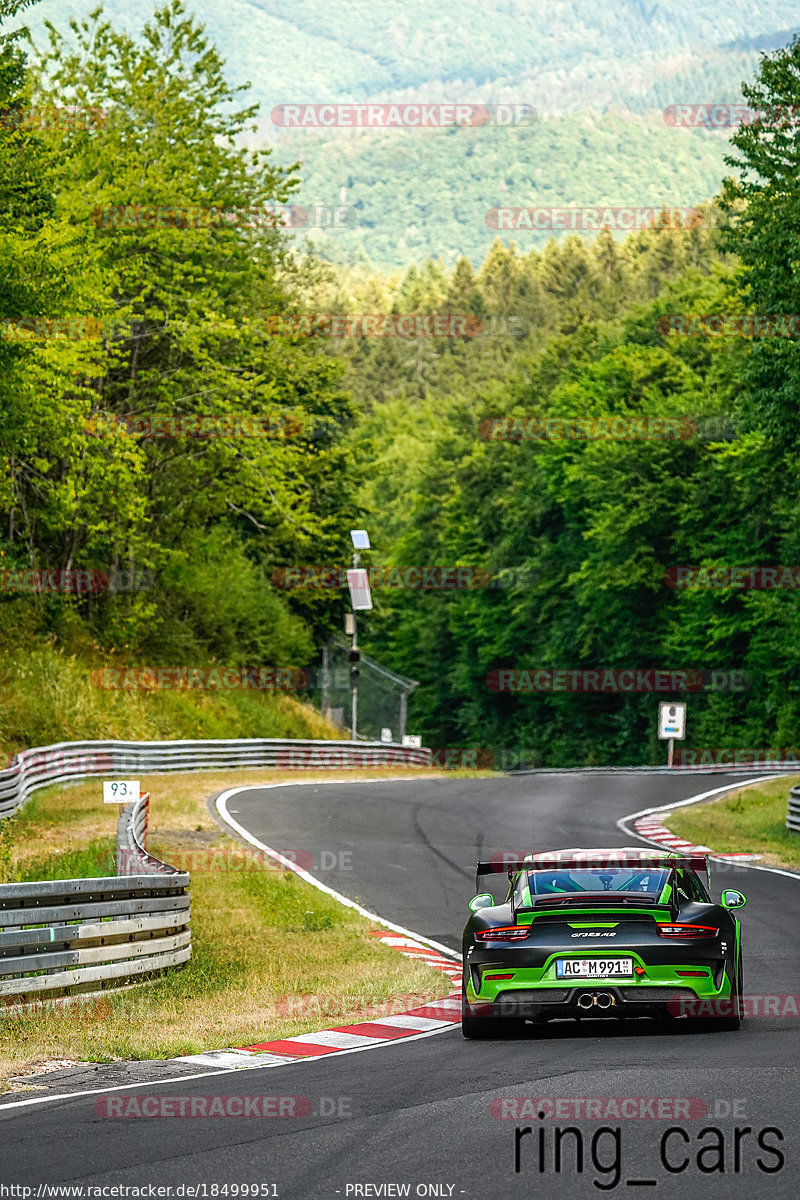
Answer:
[0,642,343,760]
[0,767,473,1092]
[665,775,800,870]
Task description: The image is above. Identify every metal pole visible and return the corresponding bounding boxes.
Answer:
[667,737,674,768]
[351,546,359,740]
[351,610,358,740]
[321,643,329,718]
[399,689,407,743]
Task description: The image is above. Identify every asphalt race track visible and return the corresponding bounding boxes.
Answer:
[2,772,798,1197]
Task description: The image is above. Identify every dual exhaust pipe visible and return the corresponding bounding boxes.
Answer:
[577,991,615,1010]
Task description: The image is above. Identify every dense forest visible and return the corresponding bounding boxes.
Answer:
[2,0,800,763]
[25,0,800,116]
[17,0,800,267]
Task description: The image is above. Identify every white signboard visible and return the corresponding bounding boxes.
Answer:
[103,780,140,804]
[346,567,373,611]
[381,727,393,743]
[402,734,422,748]
[658,702,686,741]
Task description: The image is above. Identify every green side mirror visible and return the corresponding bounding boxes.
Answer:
[469,892,494,913]
[721,889,746,909]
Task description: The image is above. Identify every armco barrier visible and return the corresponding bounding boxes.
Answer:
[4,737,798,826]
[116,790,179,876]
[0,737,430,822]
[0,874,191,1006]
[0,739,428,1008]
[787,785,800,833]
[0,791,190,1008]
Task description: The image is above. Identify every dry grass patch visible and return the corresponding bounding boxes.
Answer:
[0,766,473,1091]
[665,775,800,871]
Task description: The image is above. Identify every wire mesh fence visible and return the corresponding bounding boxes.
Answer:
[305,637,419,742]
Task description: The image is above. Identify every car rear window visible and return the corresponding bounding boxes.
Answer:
[515,868,669,904]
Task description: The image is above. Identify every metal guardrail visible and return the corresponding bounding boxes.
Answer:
[0,739,429,1008]
[1,791,190,1007]
[2,732,793,1003]
[0,875,191,1006]
[116,790,181,876]
[0,737,431,822]
[3,737,799,828]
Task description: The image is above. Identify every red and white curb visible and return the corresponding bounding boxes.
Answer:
[618,777,780,864]
[173,932,461,1071]
[630,813,760,861]
[368,929,463,983]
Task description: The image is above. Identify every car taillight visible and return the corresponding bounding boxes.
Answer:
[658,924,718,938]
[476,926,530,941]
[484,973,515,980]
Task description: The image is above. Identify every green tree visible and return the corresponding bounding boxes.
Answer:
[22,1,360,651]
[722,35,800,447]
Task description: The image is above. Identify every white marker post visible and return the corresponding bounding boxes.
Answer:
[103,780,140,803]
[657,702,686,768]
[347,529,373,740]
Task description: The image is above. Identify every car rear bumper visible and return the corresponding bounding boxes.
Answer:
[475,985,707,1019]
[464,959,736,1018]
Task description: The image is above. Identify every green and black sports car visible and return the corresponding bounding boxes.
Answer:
[462,847,746,1038]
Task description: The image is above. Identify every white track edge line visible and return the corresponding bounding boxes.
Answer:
[0,1023,455,1114]
[215,781,461,959]
[618,774,800,881]
[0,778,466,1113]
[17,772,776,1114]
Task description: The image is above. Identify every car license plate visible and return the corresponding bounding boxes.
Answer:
[555,958,633,979]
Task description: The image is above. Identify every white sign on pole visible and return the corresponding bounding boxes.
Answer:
[103,780,140,803]
[346,568,373,611]
[381,727,393,743]
[402,734,422,748]
[658,702,686,740]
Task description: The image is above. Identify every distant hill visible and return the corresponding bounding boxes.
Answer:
[18,0,800,266]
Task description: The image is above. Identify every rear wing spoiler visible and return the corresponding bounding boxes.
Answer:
[475,855,712,903]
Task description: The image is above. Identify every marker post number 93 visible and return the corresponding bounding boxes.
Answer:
[103,779,140,803]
